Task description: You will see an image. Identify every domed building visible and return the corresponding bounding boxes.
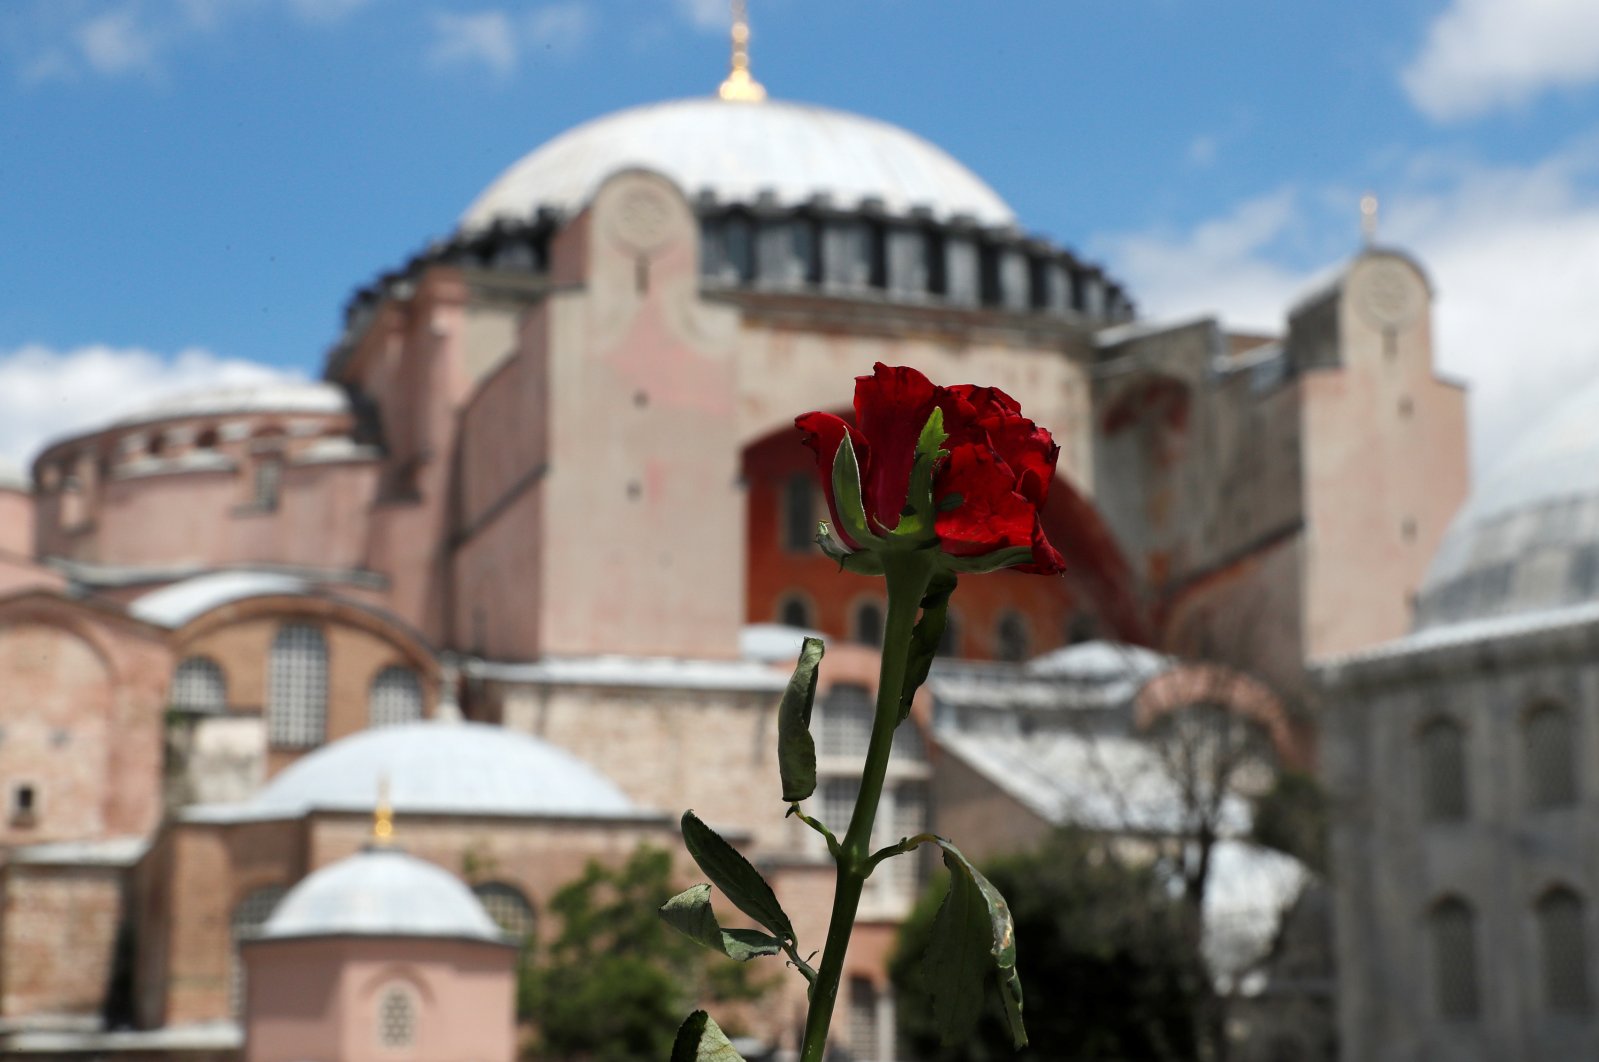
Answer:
[0,17,1471,1062]
[1321,378,1599,1061]
[240,842,517,1062]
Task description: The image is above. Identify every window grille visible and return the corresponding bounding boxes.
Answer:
[170,657,226,713]
[230,885,286,1016]
[1526,704,1578,809]
[778,595,813,630]
[473,882,536,944]
[1539,887,1591,1014]
[783,474,816,553]
[1420,718,1468,822]
[883,781,930,893]
[377,985,417,1048]
[253,455,282,510]
[854,601,884,647]
[268,624,327,748]
[995,612,1029,662]
[848,977,880,1061]
[892,721,926,763]
[821,778,860,837]
[1430,897,1479,1019]
[819,685,874,758]
[369,666,423,728]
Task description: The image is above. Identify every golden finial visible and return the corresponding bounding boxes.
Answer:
[372,774,394,846]
[718,0,767,103]
[1360,192,1379,246]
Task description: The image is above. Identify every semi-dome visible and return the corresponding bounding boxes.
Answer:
[250,721,642,819]
[259,846,504,942]
[1418,376,1599,628]
[462,97,1016,231]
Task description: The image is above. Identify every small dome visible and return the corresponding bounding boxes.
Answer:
[250,721,641,819]
[1026,640,1170,680]
[260,847,504,942]
[462,98,1015,231]
[1419,376,1599,628]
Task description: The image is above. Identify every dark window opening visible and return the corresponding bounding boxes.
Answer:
[779,596,812,629]
[867,223,888,290]
[783,474,817,553]
[979,243,1003,306]
[925,230,947,296]
[11,783,36,825]
[854,601,884,647]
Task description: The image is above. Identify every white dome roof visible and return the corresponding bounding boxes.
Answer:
[1420,375,1599,627]
[260,847,504,942]
[462,98,1016,231]
[251,721,642,819]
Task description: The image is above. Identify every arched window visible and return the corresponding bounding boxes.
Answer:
[995,611,1029,663]
[369,666,423,728]
[1429,896,1479,1019]
[268,624,327,748]
[473,881,537,944]
[253,454,283,510]
[376,984,417,1049]
[782,474,816,553]
[170,657,226,714]
[777,594,813,630]
[819,684,873,758]
[1419,718,1468,822]
[1526,703,1578,810]
[853,600,884,647]
[1538,887,1591,1014]
[231,884,287,1016]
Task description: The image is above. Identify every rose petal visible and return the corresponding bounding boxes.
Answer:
[933,442,1038,557]
[854,363,938,526]
[980,414,1060,508]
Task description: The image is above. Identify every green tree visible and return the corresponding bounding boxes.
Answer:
[892,829,1206,1062]
[525,845,765,1062]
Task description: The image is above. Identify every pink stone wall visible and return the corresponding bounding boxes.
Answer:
[243,937,516,1062]
[0,861,126,1019]
[1300,254,1469,659]
[0,599,169,846]
[0,488,35,558]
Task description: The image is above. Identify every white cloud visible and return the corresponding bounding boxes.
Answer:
[426,10,518,77]
[0,344,300,466]
[675,0,726,33]
[526,3,592,54]
[425,5,594,78]
[1187,135,1219,169]
[1094,189,1335,334]
[1403,0,1599,121]
[1091,140,1599,474]
[74,8,160,77]
[6,0,376,85]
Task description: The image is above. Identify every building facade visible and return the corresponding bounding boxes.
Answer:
[0,72,1467,1060]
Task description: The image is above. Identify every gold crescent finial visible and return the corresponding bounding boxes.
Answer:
[1360,192,1379,246]
[373,773,394,846]
[718,0,767,102]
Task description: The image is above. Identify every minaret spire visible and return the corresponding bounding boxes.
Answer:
[1360,192,1379,246]
[718,0,767,102]
[372,773,394,846]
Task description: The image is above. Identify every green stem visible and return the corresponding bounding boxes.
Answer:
[798,553,934,1062]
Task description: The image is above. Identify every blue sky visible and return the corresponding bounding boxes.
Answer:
[3,0,1599,470]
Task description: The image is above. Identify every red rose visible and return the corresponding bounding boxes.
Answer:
[795,363,1065,575]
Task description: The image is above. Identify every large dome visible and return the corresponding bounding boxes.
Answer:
[260,847,504,942]
[461,98,1016,231]
[250,721,643,819]
[1418,376,1599,628]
